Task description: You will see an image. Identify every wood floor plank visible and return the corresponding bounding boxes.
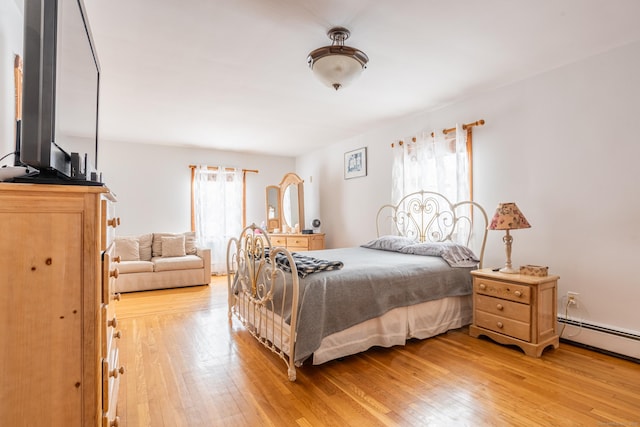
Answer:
[115,277,640,426]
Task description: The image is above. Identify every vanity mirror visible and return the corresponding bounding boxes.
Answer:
[279,172,305,233]
[264,172,325,251]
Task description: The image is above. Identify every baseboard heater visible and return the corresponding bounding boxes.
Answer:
[558,316,640,363]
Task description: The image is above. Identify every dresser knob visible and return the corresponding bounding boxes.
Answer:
[109,366,125,378]
[114,331,122,339]
[497,321,504,329]
[110,269,119,279]
[113,292,122,301]
[479,284,486,290]
[496,304,503,310]
[109,416,120,427]
[113,256,121,263]
[108,317,118,328]
[107,217,121,228]
[514,290,522,297]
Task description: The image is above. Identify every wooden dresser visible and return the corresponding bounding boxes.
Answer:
[0,183,123,426]
[469,268,559,357]
[268,233,325,251]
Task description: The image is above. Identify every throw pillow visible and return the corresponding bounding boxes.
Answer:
[152,232,178,257]
[138,233,153,261]
[116,238,140,261]
[183,231,197,255]
[162,235,186,257]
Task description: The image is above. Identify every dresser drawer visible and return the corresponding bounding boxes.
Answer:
[102,242,119,304]
[475,311,531,341]
[270,236,287,246]
[101,198,119,251]
[474,278,531,304]
[475,294,530,323]
[308,235,325,250]
[286,236,309,249]
[102,347,123,417]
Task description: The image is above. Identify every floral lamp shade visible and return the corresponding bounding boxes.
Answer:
[489,202,531,230]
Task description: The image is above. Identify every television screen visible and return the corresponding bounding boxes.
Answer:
[55,0,100,175]
[18,0,101,184]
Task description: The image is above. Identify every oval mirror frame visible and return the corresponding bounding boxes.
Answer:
[279,173,305,233]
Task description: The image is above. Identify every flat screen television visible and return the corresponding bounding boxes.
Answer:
[17,0,102,185]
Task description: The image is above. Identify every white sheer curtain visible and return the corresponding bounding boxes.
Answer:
[391,124,469,204]
[193,165,243,274]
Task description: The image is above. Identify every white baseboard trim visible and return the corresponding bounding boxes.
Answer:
[557,316,640,361]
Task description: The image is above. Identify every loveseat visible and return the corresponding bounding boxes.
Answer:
[114,232,211,293]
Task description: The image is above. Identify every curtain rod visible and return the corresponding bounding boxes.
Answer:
[431,119,485,138]
[188,165,258,174]
[391,119,485,147]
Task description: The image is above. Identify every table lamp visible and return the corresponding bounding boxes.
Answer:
[488,202,531,274]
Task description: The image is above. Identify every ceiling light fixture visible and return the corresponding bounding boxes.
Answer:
[307,27,369,91]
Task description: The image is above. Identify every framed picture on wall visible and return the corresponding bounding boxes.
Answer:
[344,147,367,179]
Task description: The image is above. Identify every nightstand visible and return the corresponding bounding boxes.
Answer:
[469,268,559,357]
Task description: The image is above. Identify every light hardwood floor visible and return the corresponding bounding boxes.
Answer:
[116,276,640,426]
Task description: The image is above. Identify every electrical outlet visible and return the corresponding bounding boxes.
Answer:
[567,291,579,307]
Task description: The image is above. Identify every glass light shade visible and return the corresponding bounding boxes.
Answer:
[311,54,365,90]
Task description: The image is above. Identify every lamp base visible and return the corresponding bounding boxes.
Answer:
[499,266,519,274]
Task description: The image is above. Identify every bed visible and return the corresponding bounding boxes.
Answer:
[226,190,488,381]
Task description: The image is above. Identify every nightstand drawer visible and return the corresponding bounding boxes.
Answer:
[475,311,531,341]
[475,294,530,323]
[474,278,531,304]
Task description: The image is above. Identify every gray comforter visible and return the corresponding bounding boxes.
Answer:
[287,246,475,364]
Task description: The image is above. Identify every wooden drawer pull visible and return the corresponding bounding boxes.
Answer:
[108,317,118,328]
[110,269,119,279]
[113,293,122,302]
[114,331,122,339]
[479,284,486,290]
[113,256,121,263]
[109,366,125,378]
[514,290,522,297]
[496,304,504,310]
[109,417,120,427]
[107,217,121,228]
[497,321,504,329]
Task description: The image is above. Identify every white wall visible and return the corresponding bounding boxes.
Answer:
[100,140,295,236]
[298,40,640,358]
[0,0,22,164]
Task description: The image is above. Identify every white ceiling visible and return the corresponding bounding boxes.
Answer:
[84,0,640,157]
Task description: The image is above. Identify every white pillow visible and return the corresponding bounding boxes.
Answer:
[360,235,415,252]
[183,231,197,255]
[116,238,140,261]
[137,233,153,261]
[162,235,186,257]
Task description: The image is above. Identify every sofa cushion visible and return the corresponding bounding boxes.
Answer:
[118,260,154,274]
[153,254,204,272]
[152,232,197,256]
[162,235,186,257]
[116,238,140,261]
